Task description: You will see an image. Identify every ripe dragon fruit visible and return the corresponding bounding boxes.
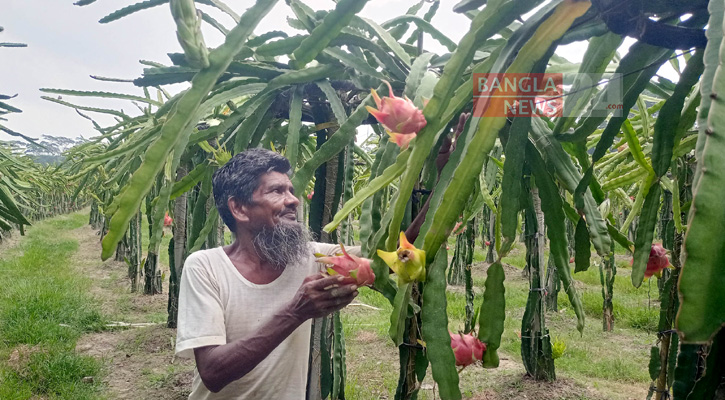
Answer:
[164,213,173,227]
[316,244,376,287]
[644,243,670,279]
[366,80,427,149]
[449,331,486,366]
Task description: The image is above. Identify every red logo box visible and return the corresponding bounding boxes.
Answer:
[473,73,564,117]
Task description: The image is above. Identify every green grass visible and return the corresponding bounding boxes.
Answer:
[497,243,659,332]
[0,212,106,400]
[0,347,103,400]
[140,215,172,267]
[342,287,394,340]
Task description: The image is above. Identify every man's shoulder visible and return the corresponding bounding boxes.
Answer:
[185,247,225,270]
[310,242,362,257]
[309,242,325,252]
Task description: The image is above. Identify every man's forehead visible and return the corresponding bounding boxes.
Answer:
[257,171,293,187]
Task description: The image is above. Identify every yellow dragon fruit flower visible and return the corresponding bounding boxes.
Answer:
[377,232,426,284]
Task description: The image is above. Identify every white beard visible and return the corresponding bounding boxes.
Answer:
[252,221,311,269]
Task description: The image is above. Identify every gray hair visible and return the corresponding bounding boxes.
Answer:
[212,148,291,232]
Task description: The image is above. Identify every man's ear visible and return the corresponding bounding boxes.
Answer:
[228,197,249,223]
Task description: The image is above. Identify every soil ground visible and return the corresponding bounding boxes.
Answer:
[71,223,195,399]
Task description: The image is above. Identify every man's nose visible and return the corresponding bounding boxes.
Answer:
[285,190,300,208]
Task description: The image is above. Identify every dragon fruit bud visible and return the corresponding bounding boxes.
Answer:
[377,232,426,284]
[366,80,427,149]
[307,191,314,200]
[316,244,375,287]
[449,332,487,366]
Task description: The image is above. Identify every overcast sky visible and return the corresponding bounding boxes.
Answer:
[1,0,676,141]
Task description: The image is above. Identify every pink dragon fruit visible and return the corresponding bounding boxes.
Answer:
[449,331,487,366]
[316,244,376,287]
[366,80,427,149]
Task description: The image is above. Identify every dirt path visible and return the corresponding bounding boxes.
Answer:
[71,223,194,399]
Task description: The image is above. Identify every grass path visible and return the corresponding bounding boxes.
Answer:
[1,211,654,399]
[0,212,105,399]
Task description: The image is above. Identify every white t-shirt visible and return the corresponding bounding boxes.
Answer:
[175,243,352,400]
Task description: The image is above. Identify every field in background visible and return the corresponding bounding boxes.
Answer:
[0,211,656,399]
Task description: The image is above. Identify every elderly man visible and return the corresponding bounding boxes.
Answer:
[175,148,359,399]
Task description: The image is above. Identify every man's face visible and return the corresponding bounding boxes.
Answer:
[240,171,309,269]
[244,171,300,231]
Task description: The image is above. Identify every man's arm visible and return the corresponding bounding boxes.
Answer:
[193,274,358,393]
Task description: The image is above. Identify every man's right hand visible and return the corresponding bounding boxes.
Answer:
[287,274,358,322]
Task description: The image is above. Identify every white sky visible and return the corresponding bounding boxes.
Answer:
[0,0,681,141]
